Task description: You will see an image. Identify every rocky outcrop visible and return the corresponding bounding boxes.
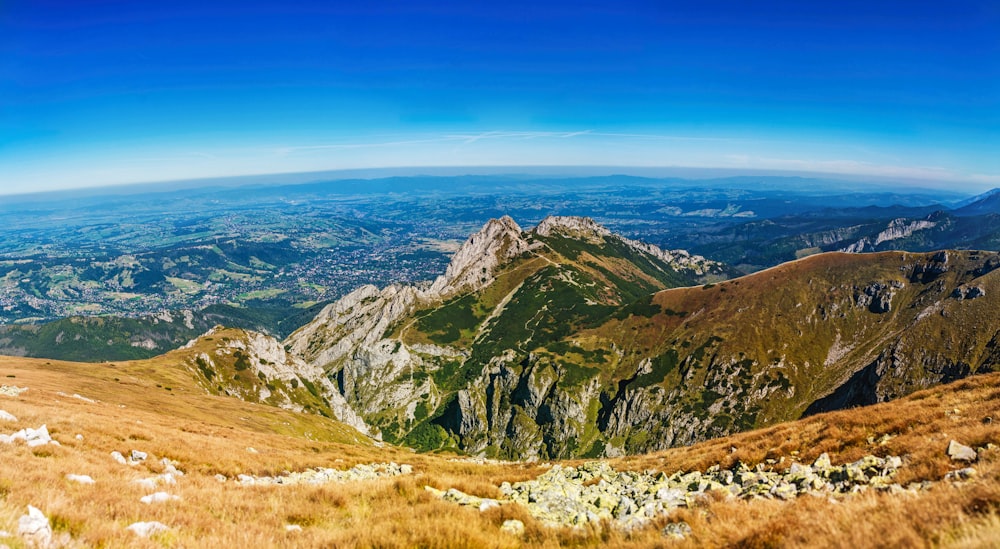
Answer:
[429,216,536,297]
[533,216,611,241]
[430,453,911,532]
[953,285,986,300]
[533,216,726,277]
[183,328,373,437]
[841,218,938,253]
[234,461,412,486]
[855,281,903,314]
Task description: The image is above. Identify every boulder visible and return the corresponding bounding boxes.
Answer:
[126,521,170,537]
[947,440,978,462]
[110,451,127,465]
[140,492,179,504]
[945,468,977,481]
[662,521,693,539]
[17,506,52,549]
[499,519,525,537]
[0,410,16,422]
[0,385,27,397]
[66,474,95,484]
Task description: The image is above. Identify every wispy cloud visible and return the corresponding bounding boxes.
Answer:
[273,129,738,156]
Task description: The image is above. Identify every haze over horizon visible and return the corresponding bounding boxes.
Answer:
[2,1,998,195]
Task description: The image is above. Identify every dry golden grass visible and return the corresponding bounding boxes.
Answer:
[1,353,999,547]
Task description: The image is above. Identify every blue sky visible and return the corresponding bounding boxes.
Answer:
[1,0,998,194]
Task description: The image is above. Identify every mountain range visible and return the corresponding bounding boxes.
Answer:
[163,215,1000,461]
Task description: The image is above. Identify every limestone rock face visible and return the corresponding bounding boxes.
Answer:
[183,328,373,437]
[533,216,611,241]
[841,218,938,253]
[429,216,535,297]
[533,216,725,276]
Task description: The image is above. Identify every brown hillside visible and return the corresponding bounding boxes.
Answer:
[0,349,998,547]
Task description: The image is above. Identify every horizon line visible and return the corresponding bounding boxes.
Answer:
[2,164,993,200]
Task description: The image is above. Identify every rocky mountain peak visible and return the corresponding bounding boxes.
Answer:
[428,215,535,297]
[532,216,611,243]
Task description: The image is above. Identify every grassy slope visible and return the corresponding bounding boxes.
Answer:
[583,251,1000,432]
[0,352,998,547]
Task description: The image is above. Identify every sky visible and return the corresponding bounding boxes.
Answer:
[1,0,998,195]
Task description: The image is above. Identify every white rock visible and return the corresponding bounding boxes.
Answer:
[479,499,500,512]
[285,524,303,532]
[133,478,158,490]
[499,519,525,537]
[17,505,52,548]
[110,451,127,465]
[130,449,148,462]
[0,385,27,397]
[140,492,179,504]
[23,425,52,447]
[160,457,183,476]
[947,440,978,462]
[246,447,258,454]
[126,521,170,537]
[66,474,95,484]
[0,410,16,422]
[214,474,228,483]
[74,434,83,440]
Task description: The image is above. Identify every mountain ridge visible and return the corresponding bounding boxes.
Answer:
[279,217,1000,459]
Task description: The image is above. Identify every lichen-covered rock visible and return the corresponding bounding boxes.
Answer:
[431,454,908,531]
[0,385,27,397]
[945,467,977,481]
[662,521,692,539]
[239,462,412,486]
[499,519,525,537]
